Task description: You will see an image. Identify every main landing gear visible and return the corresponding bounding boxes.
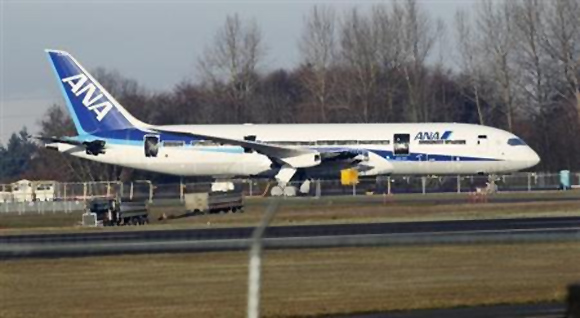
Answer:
[270,166,312,197]
[270,165,296,197]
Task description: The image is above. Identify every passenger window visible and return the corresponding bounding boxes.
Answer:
[317,140,337,146]
[394,134,410,156]
[194,140,218,146]
[162,141,184,147]
[358,140,390,145]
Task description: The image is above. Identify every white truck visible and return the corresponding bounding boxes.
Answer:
[184,191,244,215]
[34,183,55,201]
[12,180,33,202]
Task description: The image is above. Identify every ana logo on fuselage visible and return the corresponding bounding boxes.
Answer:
[61,74,113,121]
[414,131,452,140]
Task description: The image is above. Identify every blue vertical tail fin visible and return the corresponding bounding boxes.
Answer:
[45,49,147,135]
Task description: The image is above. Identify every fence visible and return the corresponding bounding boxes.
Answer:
[0,200,85,214]
[0,172,575,213]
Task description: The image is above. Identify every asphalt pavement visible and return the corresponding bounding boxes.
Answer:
[2,216,580,259]
[1,218,576,318]
[337,303,565,318]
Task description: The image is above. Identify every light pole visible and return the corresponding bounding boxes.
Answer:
[247,198,281,318]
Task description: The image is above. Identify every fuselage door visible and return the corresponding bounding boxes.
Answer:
[394,134,410,157]
[477,134,488,147]
[144,135,160,158]
[243,135,256,153]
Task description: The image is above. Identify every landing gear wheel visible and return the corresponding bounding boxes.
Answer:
[299,180,311,194]
[271,186,284,197]
[283,186,297,197]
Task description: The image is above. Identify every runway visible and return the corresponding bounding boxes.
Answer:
[2,216,580,259]
[341,303,564,318]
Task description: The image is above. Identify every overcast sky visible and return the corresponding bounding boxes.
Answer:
[0,0,474,143]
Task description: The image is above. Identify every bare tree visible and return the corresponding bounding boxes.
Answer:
[510,0,559,164]
[477,0,518,131]
[298,5,337,122]
[399,0,444,122]
[340,7,380,122]
[92,68,150,123]
[198,14,266,122]
[513,0,551,115]
[455,9,485,125]
[543,0,580,122]
[371,3,406,121]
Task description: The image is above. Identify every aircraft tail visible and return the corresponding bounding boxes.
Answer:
[45,49,147,135]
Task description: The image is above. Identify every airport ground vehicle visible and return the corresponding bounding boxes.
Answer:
[87,198,148,226]
[184,191,244,214]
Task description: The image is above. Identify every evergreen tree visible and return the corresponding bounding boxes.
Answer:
[0,127,37,182]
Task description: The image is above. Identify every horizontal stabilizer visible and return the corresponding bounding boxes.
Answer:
[36,136,106,156]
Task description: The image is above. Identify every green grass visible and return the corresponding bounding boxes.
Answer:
[0,212,83,229]
[1,242,578,318]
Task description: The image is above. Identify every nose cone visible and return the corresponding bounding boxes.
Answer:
[526,148,541,168]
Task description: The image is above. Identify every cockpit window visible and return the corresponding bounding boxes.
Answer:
[507,138,527,146]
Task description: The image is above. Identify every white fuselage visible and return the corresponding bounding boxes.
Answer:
[53,123,540,179]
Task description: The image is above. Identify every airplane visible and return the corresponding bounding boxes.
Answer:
[42,49,540,195]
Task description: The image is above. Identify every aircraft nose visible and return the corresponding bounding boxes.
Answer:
[526,148,540,168]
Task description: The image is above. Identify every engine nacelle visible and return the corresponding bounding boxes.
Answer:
[283,153,322,168]
[358,152,394,176]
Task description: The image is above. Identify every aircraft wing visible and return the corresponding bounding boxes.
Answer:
[152,128,313,158]
[154,128,371,161]
[318,148,369,162]
[154,128,370,169]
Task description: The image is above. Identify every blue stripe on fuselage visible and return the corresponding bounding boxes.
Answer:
[369,149,499,162]
[93,128,201,144]
[77,131,500,162]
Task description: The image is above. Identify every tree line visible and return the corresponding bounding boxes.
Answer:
[1,0,579,183]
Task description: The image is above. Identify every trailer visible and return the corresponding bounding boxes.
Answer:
[34,182,55,201]
[12,180,34,202]
[87,198,149,226]
[184,191,244,214]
